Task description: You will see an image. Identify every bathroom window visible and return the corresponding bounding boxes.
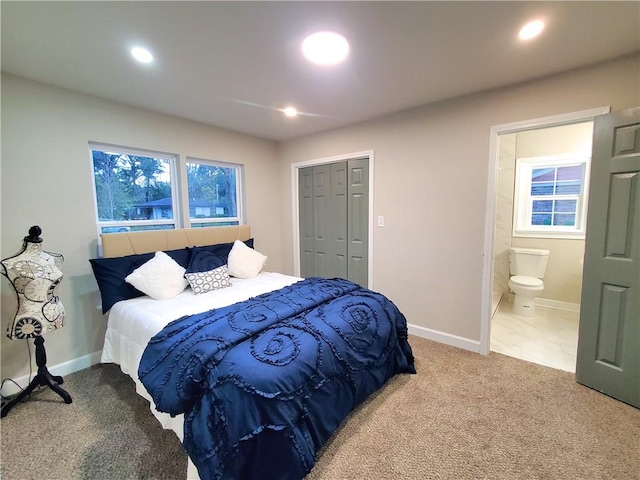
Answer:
[513,154,590,239]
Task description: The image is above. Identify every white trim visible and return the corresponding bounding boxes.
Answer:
[488,107,611,134]
[505,293,581,312]
[481,106,610,356]
[407,323,481,353]
[184,156,245,227]
[290,150,375,288]
[89,143,180,237]
[513,154,590,238]
[171,153,184,228]
[1,350,103,397]
[536,297,581,313]
[480,126,500,355]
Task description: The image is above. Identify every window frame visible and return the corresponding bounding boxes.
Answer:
[90,143,180,235]
[90,143,246,237]
[513,154,591,239]
[184,156,244,228]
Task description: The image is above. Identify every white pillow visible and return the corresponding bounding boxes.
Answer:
[185,264,232,295]
[227,240,267,279]
[125,251,189,300]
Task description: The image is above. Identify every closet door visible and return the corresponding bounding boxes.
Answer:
[298,167,314,278]
[312,164,332,278]
[331,162,348,279]
[347,158,369,286]
[298,159,368,287]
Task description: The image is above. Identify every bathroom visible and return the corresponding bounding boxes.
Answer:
[490,121,594,372]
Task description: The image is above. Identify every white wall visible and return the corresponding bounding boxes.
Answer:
[277,55,640,349]
[0,75,280,386]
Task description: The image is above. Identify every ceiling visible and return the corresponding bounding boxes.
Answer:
[2,1,639,142]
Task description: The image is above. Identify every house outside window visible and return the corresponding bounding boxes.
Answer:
[513,154,590,239]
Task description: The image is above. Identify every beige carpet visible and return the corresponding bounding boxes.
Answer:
[1,336,638,479]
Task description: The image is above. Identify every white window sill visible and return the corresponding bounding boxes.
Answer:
[513,230,585,240]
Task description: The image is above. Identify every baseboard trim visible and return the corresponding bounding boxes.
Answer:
[505,293,581,313]
[535,298,581,312]
[2,325,485,395]
[407,323,481,354]
[1,350,103,397]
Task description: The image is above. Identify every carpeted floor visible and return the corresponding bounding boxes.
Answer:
[1,336,638,479]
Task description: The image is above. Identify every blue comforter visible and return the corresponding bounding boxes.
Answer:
[139,277,415,480]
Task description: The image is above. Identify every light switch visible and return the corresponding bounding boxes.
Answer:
[377,215,385,227]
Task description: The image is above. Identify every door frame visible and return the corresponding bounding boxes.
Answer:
[480,107,610,355]
[291,150,375,287]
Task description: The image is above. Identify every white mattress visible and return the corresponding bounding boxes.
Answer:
[101,271,302,478]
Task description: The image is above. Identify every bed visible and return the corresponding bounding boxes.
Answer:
[93,226,415,480]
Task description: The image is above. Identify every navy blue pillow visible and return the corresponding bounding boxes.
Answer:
[194,238,254,263]
[185,248,226,274]
[90,247,191,314]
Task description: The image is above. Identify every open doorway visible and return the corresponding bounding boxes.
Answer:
[480,107,611,366]
[490,122,593,372]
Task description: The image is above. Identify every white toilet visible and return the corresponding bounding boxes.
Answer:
[508,247,550,317]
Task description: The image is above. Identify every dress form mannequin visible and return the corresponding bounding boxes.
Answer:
[1,226,65,338]
[1,226,72,417]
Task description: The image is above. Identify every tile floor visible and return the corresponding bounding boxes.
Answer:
[490,296,580,372]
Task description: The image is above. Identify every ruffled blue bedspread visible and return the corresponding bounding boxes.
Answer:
[139,277,415,480]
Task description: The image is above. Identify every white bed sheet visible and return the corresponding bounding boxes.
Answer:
[101,271,302,478]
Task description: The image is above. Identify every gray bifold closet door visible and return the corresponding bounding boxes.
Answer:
[299,158,368,287]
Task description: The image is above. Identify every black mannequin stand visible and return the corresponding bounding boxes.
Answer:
[1,336,72,418]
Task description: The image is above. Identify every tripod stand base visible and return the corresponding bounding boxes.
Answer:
[1,336,72,418]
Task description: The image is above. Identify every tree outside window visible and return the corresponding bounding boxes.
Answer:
[186,159,241,227]
[92,149,172,223]
[90,145,244,234]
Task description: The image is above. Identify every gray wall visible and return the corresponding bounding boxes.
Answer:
[277,55,639,346]
[1,75,281,384]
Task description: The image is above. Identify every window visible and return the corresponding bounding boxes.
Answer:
[90,144,244,235]
[186,158,242,228]
[513,155,590,238]
[91,145,177,234]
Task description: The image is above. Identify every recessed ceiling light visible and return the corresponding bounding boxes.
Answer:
[131,47,154,63]
[302,31,349,65]
[519,20,545,41]
[283,107,298,117]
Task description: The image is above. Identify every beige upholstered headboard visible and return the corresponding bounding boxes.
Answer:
[101,225,251,258]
